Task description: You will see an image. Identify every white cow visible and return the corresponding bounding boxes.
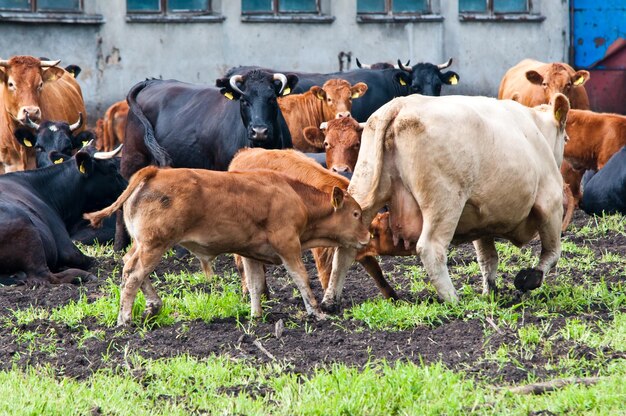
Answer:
[321,93,570,310]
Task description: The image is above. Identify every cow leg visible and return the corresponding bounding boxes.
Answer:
[321,247,357,313]
[241,257,266,318]
[235,254,269,299]
[311,247,333,290]
[514,209,562,293]
[118,244,165,326]
[281,254,325,319]
[50,268,96,284]
[358,255,399,300]
[114,210,131,251]
[141,278,163,319]
[473,237,499,296]
[196,254,216,280]
[561,184,576,233]
[415,218,459,303]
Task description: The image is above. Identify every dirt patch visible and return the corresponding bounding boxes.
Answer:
[0,210,623,385]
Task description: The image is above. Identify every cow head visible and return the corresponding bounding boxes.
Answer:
[310,79,368,120]
[532,93,570,166]
[13,113,91,168]
[525,63,589,106]
[398,58,460,96]
[303,116,365,173]
[327,186,370,250]
[216,70,298,145]
[0,56,66,125]
[74,144,126,213]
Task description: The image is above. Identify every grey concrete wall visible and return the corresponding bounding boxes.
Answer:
[0,0,569,123]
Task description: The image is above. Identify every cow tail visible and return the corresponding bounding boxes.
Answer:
[83,166,159,227]
[102,105,115,152]
[127,80,173,167]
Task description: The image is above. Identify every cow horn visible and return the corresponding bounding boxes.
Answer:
[24,112,40,130]
[319,122,328,130]
[229,75,245,96]
[357,122,367,131]
[273,73,288,94]
[356,58,371,69]
[69,112,83,132]
[93,143,123,159]
[80,139,94,150]
[0,60,8,67]
[40,59,61,68]
[437,58,453,70]
[397,59,412,72]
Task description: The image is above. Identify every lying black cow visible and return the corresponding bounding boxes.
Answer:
[116,69,298,249]
[226,58,459,122]
[581,146,626,216]
[0,146,126,285]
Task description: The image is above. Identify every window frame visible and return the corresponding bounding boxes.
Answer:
[356,0,443,23]
[241,0,322,16]
[126,0,225,23]
[357,0,432,16]
[240,0,334,23]
[127,0,212,15]
[0,0,83,14]
[458,0,545,22]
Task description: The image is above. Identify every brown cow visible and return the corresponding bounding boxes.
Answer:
[278,79,368,152]
[100,100,128,151]
[303,116,365,173]
[0,56,86,173]
[84,165,370,325]
[229,148,399,300]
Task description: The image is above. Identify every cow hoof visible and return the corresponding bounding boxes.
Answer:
[75,273,96,284]
[144,303,162,319]
[320,300,340,314]
[514,268,544,292]
[25,278,51,288]
[313,311,328,321]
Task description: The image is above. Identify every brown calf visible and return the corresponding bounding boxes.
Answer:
[229,148,399,300]
[279,79,367,153]
[100,100,129,151]
[303,116,365,173]
[84,166,369,325]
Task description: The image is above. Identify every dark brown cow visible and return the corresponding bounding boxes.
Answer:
[303,116,365,173]
[278,79,367,152]
[100,100,129,151]
[84,165,370,325]
[0,56,86,173]
[229,148,399,300]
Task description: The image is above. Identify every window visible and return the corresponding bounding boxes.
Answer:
[126,0,224,22]
[357,0,430,15]
[0,0,81,12]
[241,0,334,23]
[459,0,544,22]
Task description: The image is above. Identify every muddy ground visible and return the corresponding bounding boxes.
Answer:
[0,210,624,385]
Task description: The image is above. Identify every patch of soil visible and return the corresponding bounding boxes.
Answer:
[0,210,623,386]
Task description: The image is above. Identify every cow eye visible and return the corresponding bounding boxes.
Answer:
[352,210,360,219]
[324,141,330,148]
[38,81,43,90]
[327,98,332,103]
[34,146,43,152]
[8,81,14,89]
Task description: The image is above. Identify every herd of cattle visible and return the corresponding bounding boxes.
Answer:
[0,54,624,325]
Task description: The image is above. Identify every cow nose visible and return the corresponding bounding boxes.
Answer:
[336,111,351,119]
[19,106,41,123]
[331,165,351,173]
[251,126,268,140]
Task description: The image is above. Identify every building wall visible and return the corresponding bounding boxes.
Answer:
[0,0,569,122]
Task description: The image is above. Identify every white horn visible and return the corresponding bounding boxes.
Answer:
[69,112,83,132]
[93,144,123,159]
[357,122,367,131]
[319,122,328,130]
[23,112,40,130]
[40,59,61,68]
[437,58,453,70]
[273,73,288,94]
[229,75,245,96]
[356,58,371,69]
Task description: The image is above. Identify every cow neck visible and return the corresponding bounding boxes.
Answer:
[18,163,85,225]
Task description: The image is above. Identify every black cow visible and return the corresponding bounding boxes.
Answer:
[581,146,626,216]
[14,113,89,167]
[396,58,459,96]
[116,69,298,249]
[0,146,126,285]
[226,66,411,122]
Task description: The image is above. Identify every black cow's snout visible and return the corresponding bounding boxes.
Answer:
[250,126,268,141]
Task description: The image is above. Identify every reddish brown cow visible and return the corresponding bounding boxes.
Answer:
[100,100,128,151]
[0,56,86,173]
[303,116,365,173]
[84,165,370,325]
[229,148,399,300]
[278,79,368,152]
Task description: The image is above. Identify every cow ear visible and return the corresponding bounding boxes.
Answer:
[441,71,460,85]
[64,65,81,79]
[525,70,544,85]
[42,66,65,83]
[14,128,36,148]
[215,77,242,100]
[74,151,94,176]
[394,72,410,87]
[302,126,325,150]
[351,82,368,98]
[552,93,570,131]
[73,130,96,149]
[275,74,298,96]
[510,92,521,102]
[572,70,590,87]
[310,86,325,101]
[331,186,345,210]
[49,151,70,165]
[0,67,6,84]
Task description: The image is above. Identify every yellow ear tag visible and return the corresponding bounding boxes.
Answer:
[449,75,458,85]
[82,140,88,147]
[351,92,360,99]
[54,158,63,164]
[573,76,584,86]
[555,109,562,122]
[23,139,32,147]
[224,91,234,100]
[282,87,291,96]
[79,162,86,174]
[316,92,324,100]
[399,78,407,86]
